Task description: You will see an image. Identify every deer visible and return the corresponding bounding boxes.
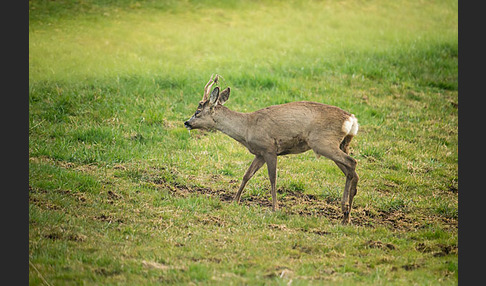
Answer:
[184,74,359,224]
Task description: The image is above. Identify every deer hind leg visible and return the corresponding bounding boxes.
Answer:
[234,155,265,204]
[334,161,359,224]
[337,135,359,223]
[310,140,358,224]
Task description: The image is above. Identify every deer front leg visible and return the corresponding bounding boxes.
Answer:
[263,153,278,211]
[234,155,265,203]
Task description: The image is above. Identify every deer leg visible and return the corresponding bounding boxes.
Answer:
[334,162,356,224]
[337,136,359,224]
[311,143,358,224]
[336,160,358,224]
[234,155,265,203]
[347,168,359,218]
[263,153,278,211]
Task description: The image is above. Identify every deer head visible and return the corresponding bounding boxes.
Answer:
[184,75,230,130]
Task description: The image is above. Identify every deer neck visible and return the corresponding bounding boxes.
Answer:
[213,106,248,145]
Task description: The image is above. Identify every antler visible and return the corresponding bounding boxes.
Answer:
[202,74,219,101]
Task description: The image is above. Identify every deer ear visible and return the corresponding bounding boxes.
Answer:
[218,87,230,105]
[209,87,219,104]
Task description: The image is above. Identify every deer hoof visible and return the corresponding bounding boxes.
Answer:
[342,215,350,224]
[342,211,351,224]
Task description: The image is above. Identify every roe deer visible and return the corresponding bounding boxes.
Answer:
[184,75,359,224]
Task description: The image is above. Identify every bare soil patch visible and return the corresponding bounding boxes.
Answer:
[363,240,396,250]
[167,184,457,232]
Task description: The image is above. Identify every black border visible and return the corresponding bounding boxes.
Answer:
[6,0,29,284]
[458,0,482,285]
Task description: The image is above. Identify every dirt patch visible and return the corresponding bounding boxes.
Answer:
[43,227,87,242]
[163,183,457,232]
[363,240,396,250]
[93,213,124,224]
[174,186,393,228]
[374,209,422,231]
[29,186,88,204]
[106,190,122,204]
[107,190,121,200]
[167,185,236,203]
[30,196,62,211]
[267,224,330,236]
[308,229,331,236]
[196,215,226,227]
[416,242,433,253]
[402,263,421,271]
[433,244,457,257]
[416,242,457,257]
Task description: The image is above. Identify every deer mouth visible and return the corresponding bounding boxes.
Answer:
[184,121,192,130]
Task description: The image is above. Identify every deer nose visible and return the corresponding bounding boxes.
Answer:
[184,121,192,129]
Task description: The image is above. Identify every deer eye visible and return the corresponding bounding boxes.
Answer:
[195,109,201,116]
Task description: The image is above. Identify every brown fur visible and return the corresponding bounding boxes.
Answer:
[340,135,354,154]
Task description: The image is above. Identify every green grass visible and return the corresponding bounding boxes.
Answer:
[29,0,458,284]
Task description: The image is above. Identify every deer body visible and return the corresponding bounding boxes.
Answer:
[212,102,354,156]
[185,75,359,223]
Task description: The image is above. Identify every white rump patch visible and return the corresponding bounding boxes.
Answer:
[342,114,359,136]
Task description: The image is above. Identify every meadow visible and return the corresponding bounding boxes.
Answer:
[29,0,458,284]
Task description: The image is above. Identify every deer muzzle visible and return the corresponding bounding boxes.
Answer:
[184,120,192,130]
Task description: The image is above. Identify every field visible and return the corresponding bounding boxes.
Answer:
[29,0,458,284]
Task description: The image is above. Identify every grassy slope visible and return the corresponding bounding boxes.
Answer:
[29,0,458,284]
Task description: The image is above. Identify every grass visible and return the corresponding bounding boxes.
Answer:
[29,0,458,284]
